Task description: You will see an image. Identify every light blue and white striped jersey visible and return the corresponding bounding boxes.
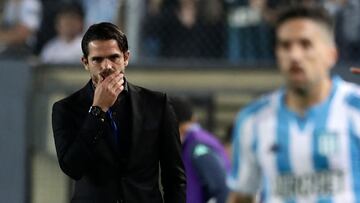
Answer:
[227,76,360,203]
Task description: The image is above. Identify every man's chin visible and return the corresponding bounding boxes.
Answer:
[289,82,309,96]
[287,78,308,93]
[91,77,100,87]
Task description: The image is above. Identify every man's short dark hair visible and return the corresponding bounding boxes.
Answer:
[169,96,194,124]
[275,6,334,36]
[81,22,128,58]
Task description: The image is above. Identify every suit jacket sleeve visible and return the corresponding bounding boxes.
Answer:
[52,101,108,180]
[159,95,186,203]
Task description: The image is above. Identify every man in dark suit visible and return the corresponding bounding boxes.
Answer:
[52,22,186,203]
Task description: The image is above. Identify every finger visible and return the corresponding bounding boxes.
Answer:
[111,70,121,78]
[98,71,105,80]
[114,84,124,95]
[94,75,105,89]
[108,75,122,89]
[112,79,124,91]
[103,71,119,85]
[114,78,124,88]
[350,67,360,74]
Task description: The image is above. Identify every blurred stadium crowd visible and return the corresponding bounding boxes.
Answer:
[0,0,359,65]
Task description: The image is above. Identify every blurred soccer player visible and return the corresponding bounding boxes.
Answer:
[227,6,360,203]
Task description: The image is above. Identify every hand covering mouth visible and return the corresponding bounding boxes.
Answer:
[100,69,114,79]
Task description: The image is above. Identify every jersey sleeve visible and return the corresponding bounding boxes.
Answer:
[227,110,262,195]
[345,90,360,138]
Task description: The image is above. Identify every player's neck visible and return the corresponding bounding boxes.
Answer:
[286,78,332,116]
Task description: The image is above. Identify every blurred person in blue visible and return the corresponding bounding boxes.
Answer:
[52,22,186,203]
[80,0,122,29]
[40,3,84,64]
[332,0,360,63]
[140,0,170,59]
[170,96,231,203]
[227,6,360,203]
[0,0,41,56]
[226,0,274,63]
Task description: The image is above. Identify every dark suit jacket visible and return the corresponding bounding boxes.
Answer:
[52,80,186,203]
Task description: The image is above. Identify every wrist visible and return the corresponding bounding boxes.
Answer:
[89,106,107,119]
[92,103,109,112]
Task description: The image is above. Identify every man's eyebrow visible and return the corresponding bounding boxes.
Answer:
[90,56,103,60]
[108,53,121,58]
[92,54,121,58]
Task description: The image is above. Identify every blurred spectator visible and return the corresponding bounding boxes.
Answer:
[226,0,274,64]
[140,0,171,59]
[159,0,203,58]
[40,3,84,64]
[0,0,41,57]
[145,0,225,59]
[80,0,122,29]
[170,96,231,203]
[333,0,360,63]
[197,0,227,58]
[35,0,130,57]
[323,0,344,15]
[34,0,82,55]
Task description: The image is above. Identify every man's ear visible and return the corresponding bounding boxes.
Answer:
[326,46,338,71]
[81,56,89,70]
[124,51,130,67]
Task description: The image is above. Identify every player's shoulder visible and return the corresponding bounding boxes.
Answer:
[191,143,212,158]
[338,78,360,110]
[235,90,279,123]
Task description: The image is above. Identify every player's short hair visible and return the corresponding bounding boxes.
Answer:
[275,6,335,38]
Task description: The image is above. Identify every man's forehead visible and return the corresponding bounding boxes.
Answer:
[88,40,122,55]
[88,39,119,48]
[276,18,331,41]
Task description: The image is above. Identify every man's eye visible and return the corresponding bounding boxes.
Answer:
[92,58,101,63]
[110,55,120,61]
[300,39,311,49]
[281,42,290,50]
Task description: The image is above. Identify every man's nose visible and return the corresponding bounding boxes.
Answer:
[101,58,112,69]
[288,45,303,60]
